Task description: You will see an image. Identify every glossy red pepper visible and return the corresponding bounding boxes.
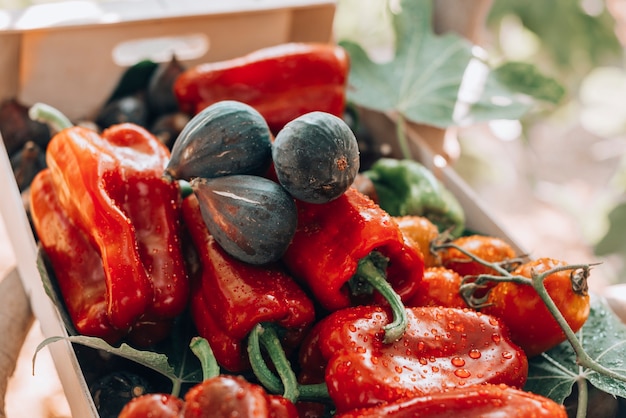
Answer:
[334,384,567,418]
[298,305,528,413]
[174,42,349,134]
[281,187,424,312]
[29,168,124,343]
[183,194,316,372]
[43,123,190,331]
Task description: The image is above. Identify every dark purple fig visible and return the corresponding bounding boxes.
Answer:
[146,55,185,117]
[95,92,149,129]
[272,111,360,204]
[190,175,297,265]
[165,101,272,181]
[0,98,51,156]
[10,140,47,191]
[149,112,191,149]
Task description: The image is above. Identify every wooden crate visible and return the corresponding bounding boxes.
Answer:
[0,1,336,416]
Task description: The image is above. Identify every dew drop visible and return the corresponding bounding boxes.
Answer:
[469,349,481,359]
[454,369,471,378]
[451,357,466,367]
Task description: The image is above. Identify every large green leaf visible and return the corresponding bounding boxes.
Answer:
[594,201,626,257]
[525,294,626,403]
[339,0,558,128]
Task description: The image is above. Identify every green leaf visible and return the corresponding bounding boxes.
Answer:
[35,332,202,396]
[339,0,558,128]
[492,62,566,105]
[594,201,626,257]
[525,294,626,403]
[487,0,621,75]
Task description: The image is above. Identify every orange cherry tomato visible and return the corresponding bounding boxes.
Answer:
[407,266,467,309]
[437,234,518,277]
[482,258,590,358]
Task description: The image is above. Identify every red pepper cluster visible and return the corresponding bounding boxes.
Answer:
[26,42,575,417]
[30,124,191,346]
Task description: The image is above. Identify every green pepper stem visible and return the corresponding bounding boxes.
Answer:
[257,324,300,402]
[247,323,331,403]
[189,337,220,381]
[355,257,408,344]
[28,102,73,132]
[247,324,283,394]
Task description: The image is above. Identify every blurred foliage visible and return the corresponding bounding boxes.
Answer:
[487,0,623,88]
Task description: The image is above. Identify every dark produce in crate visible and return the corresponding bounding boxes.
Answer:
[0,98,50,156]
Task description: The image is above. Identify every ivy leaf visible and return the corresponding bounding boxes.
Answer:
[594,201,626,257]
[339,0,560,128]
[34,332,202,395]
[492,62,566,105]
[525,294,626,403]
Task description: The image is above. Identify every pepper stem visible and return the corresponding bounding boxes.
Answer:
[354,254,408,344]
[248,323,299,402]
[189,336,221,381]
[247,323,330,403]
[28,102,73,132]
[247,324,283,394]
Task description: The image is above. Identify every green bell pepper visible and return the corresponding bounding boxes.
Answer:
[363,158,465,237]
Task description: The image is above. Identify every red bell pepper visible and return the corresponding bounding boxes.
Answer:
[173,42,349,134]
[281,187,423,343]
[283,187,423,311]
[29,168,124,343]
[40,115,190,331]
[334,384,567,418]
[298,305,528,413]
[183,194,315,372]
